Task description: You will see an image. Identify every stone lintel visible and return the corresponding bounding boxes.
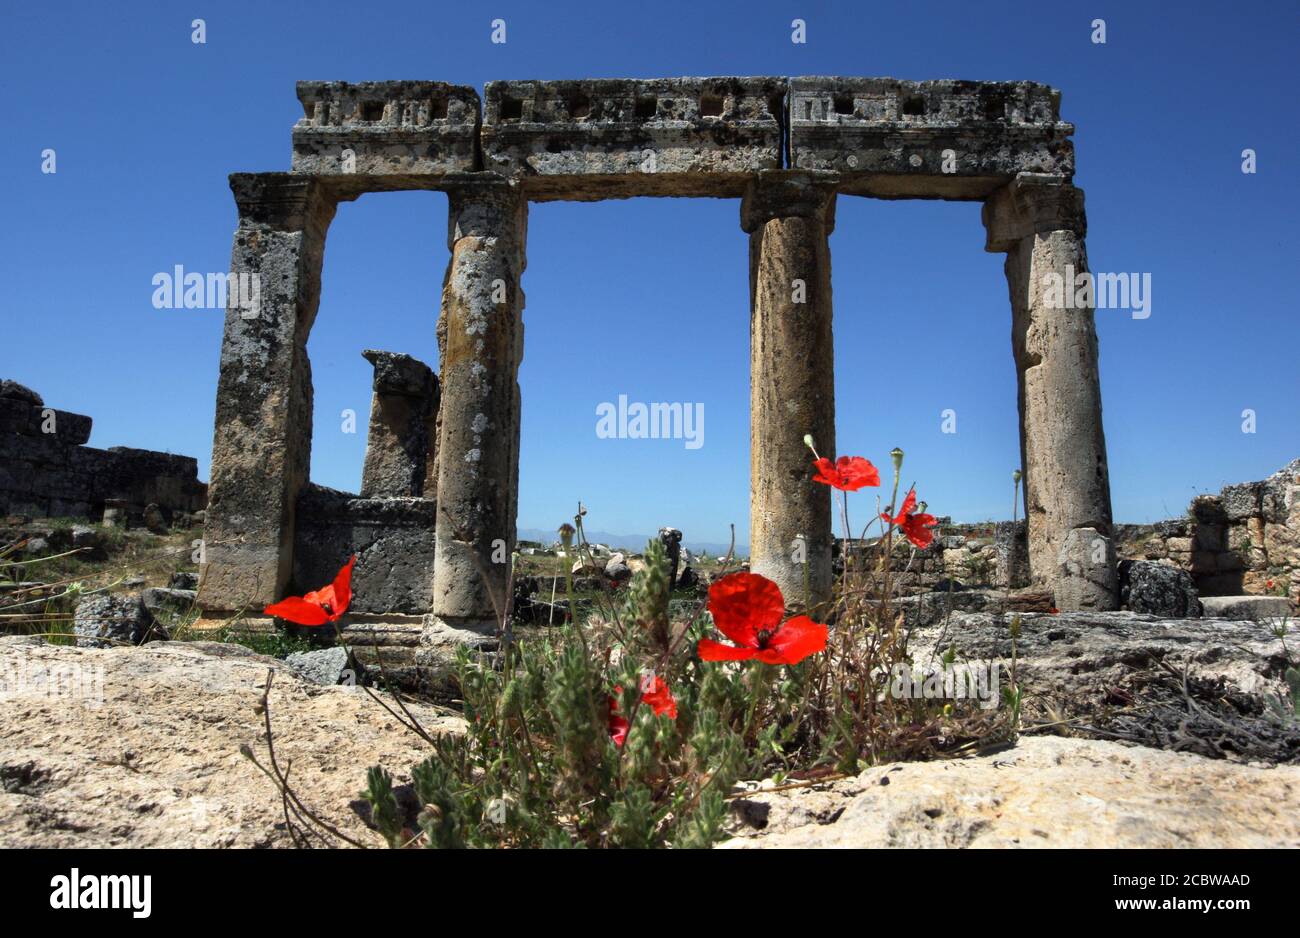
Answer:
[740,170,839,233]
[789,77,1075,198]
[982,173,1086,252]
[480,77,783,199]
[291,80,481,177]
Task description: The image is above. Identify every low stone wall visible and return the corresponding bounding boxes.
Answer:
[835,518,1029,593]
[1115,459,1300,603]
[292,484,436,615]
[0,381,206,522]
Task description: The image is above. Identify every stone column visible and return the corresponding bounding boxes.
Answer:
[429,177,527,633]
[983,173,1117,610]
[741,171,837,611]
[198,173,336,613]
[359,349,438,498]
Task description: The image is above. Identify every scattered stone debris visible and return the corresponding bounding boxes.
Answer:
[72,594,159,648]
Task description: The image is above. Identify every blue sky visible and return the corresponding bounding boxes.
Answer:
[2,0,1297,544]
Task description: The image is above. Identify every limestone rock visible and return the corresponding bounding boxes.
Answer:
[141,587,197,626]
[414,616,500,696]
[143,503,168,535]
[1200,595,1293,620]
[1118,559,1200,617]
[722,736,1300,848]
[169,572,199,591]
[285,646,354,686]
[70,525,101,558]
[73,594,157,648]
[0,637,460,847]
[908,610,1299,761]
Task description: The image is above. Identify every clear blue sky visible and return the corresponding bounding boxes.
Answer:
[3,0,1297,544]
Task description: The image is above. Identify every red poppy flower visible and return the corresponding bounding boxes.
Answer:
[696,572,828,665]
[608,675,677,746]
[812,456,880,492]
[881,489,938,550]
[263,556,356,626]
[607,704,630,747]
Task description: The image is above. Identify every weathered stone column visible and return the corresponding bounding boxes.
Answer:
[428,177,527,634]
[198,173,336,613]
[741,171,837,611]
[983,173,1117,610]
[359,350,438,498]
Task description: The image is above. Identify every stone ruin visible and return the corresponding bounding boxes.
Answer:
[0,380,206,524]
[198,75,1116,656]
[1115,458,1300,607]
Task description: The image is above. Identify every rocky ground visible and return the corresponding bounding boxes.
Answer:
[724,735,1300,848]
[0,637,460,848]
[1,605,1297,848]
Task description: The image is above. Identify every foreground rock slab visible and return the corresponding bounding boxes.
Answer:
[908,611,1300,762]
[0,637,461,848]
[724,736,1300,848]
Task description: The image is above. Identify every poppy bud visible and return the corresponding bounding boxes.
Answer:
[890,448,904,472]
[557,523,575,549]
[1012,469,1022,484]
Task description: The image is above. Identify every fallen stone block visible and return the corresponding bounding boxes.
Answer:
[73,593,159,648]
[1200,595,1293,620]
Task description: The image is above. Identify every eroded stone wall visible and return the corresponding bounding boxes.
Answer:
[1115,459,1300,604]
[0,381,206,522]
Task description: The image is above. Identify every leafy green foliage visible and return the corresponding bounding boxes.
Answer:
[365,541,746,848]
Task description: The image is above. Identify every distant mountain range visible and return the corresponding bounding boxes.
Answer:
[516,528,748,558]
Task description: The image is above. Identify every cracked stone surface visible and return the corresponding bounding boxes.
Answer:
[723,735,1300,848]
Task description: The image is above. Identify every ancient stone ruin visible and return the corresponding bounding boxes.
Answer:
[198,75,1114,647]
[0,380,206,524]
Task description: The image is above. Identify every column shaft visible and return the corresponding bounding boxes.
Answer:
[431,178,527,630]
[198,174,335,612]
[742,172,837,610]
[984,174,1117,610]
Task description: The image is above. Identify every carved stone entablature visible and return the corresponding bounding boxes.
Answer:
[291,81,481,181]
[479,77,784,199]
[788,77,1075,200]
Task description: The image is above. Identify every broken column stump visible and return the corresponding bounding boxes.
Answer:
[360,350,439,498]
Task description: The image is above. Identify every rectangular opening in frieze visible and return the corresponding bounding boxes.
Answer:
[360,100,386,123]
[635,95,658,119]
[564,91,591,120]
[700,93,724,117]
[902,94,926,117]
[500,96,524,121]
[427,96,448,121]
[833,94,855,116]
